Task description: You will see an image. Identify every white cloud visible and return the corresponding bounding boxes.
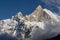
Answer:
[30,9,60,40]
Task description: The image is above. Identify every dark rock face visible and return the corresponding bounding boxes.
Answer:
[46,34,60,40]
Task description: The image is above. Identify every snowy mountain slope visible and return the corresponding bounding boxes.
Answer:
[31,9,60,40]
[0,5,60,40]
[0,19,18,34]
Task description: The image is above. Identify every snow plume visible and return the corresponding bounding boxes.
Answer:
[0,5,60,40]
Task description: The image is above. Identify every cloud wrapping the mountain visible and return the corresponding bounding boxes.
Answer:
[31,9,60,40]
[0,6,60,40]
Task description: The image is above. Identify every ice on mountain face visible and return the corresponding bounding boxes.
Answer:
[0,5,60,40]
[43,9,60,22]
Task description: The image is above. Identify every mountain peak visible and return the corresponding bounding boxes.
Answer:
[36,5,42,10]
[15,5,51,22]
[27,5,44,22]
[17,12,23,20]
[0,5,60,40]
[31,5,43,15]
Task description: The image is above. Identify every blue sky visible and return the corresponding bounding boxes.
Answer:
[0,0,59,20]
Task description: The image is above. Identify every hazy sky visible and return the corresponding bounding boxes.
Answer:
[0,0,59,20]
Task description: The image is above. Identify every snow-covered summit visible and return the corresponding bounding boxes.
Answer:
[0,5,60,40]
